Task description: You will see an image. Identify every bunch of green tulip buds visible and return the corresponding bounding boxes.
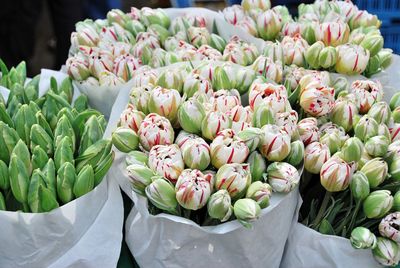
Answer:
[0,60,114,213]
[295,71,400,266]
[111,62,303,228]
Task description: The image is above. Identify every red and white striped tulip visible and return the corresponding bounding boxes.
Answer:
[281,34,310,67]
[88,49,114,79]
[251,56,283,83]
[201,111,232,141]
[259,124,291,161]
[379,212,400,244]
[138,113,174,151]
[148,144,184,184]
[223,5,245,25]
[298,117,320,145]
[335,44,370,75]
[316,21,350,47]
[275,110,299,138]
[305,142,331,174]
[119,104,145,132]
[113,54,141,81]
[350,80,383,114]
[266,162,300,193]
[320,156,352,192]
[215,163,252,200]
[181,138,211,171]
[249,82,287,114]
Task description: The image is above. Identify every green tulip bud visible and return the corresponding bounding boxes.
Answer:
[54,115,76,150]
[57,162,76,204]
[284,140,305,166]
[360,34,383,57]
[246,181,272,209]
[140,8,170,28]
[332,77,348,97]
[207,189,233,222]
[363,190,393,219]
[126,164,155,196]
[178,99,206,135]
[209,34,226,53]
[147,24,170,45]
[341,137,363,163]
[79,115,104,155]
[372,237,400,266]
[145,178,178,214]
[390,92,400,111]
[0,102,14,128]
[156,69,183,93]
[38,184,59,212]
[350,171,370,201]
[305,41,324,69]
[13,104,36,145]
[93,150,114,186]
[365,135,389,157]
[112,127,139,153]
[0,122,20,164]
[125,20,145,37]
[389,155,400,181]
[54,136,74,171]
[28,169,47,212]
[42,159,56,196]
[59,77,74,104]
[354,115,378,142]
[378,124,391,141]
[9,154,29,204]
[235,68,256,95]
[319,46,337,69]
[73,165,95,198]
[0,160,9,191]
[32,146,49,171]
[41,98,60,130]
[76,139,112,172]
[320,131,341,155]
[212,65,232,91]
[30,124,54,156]
[377,48,393,69]
[350,227,377,249]
[302,23,317,44]
[36,111,54,139]
[252,106,275,128]
[237,128,262,152]
[125,150,148,166]
[12,139,31,173]
[364,54,381,77]
[331,99,358,133]
[247,151,267,182]
[393,107,400,123]
[393,191,400,211]
[368,102,391,125]
[233,198,261,228]
[361,158,388,188]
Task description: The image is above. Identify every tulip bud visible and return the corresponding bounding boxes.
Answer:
[54,136,74,171]
[350,171,370,201]
[298,117,319,146]
[12,139,31,173]
[146,178,178,214]
[128,85,152,115]
[148,144,184,184]
[305,41,324,69]
[176,99,205,135]
[256,10,282,40]
[215,163,251,200]
[76,139,112,174]
[373,237,400,267]
[350,227,377,249]
[330,99,358,132]
[156,69,183,93]
[275,110,298,139]
[317,22,350,47]
[28,169,48,212]
[317,46,337,69]
[389,155,400,181]
[31,146,49,171]
[305,142,331,174]
[377,48,393,69]
[237,128,262,152]
[207,189,233,222]
[9,154,29,204]
[140,8,170,28]
[138,113,174,151]
[354,115,379,142]
[119,105,145,133]
[252,106,275,128]
[181,138,211,171]
[360,34,383,57]
[364,190,393,219]
[56,162,76,204]
[361,158,388,188]
[335,44,370,75]
[285,140,305,166]
[30,124,53,156]
[187,27,210,48]
[379,212,400,244]
[320,131,340,155]
[112,127,139,153]
[234,198,261,228]
[368,102,391,126]
[125,151,147,167]
[126,164,155,195]
[54,115,76,150]
[259,124,291,162]
[148,87,181,124]
[266,162,300,193]
[14,104,36,146]
[175,169,212,210]
[247,151,267,182]
[320,156,352,192]
[66,56,90,81]
[251,56,283,83]
[201,111,232,141]
[212,65,233,91]
[246,181,272,209]
[73,165,94,198]
[299,81,335,117]
[208,33,226,53]
[0,160,9,191]
[210,89,241,114]
[182,73,212,99]
[79,115,104,155]
[351,80,383,114]
[365,136,389,158]
[340,137,364,163]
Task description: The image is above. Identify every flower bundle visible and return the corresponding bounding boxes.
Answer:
[0,60,113,212]
[222,0,392,76]
[293,71,400,266]
[111,61,303,227]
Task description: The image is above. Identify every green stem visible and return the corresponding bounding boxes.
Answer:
[22,202,30,213]
[347,200,362,237]
[312,191,332,228]
[335,194,354,236]
[202,216,214,226]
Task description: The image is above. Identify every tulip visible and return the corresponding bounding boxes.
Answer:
[177,99,206,135]
[242,0,270,11]
[252,106,275,128]
[182,73,212,99]
[196,45,222,61]
[201,111,232,141]
[320,131,341,155]
[223,5,245,25]
[146,178,178,214]
[330,99,358,132]
[299,80,335,117]
[256,10,282,40]
[350,171,370,201]
[54,115,76,150]
[126,164,155,195]
[364,190,393,219]
[349,10,381,30]
[98,71,124,87]
[30,124,53,156]
[391,124,400,143]
[246,181,272,209]
[128,85,152,114]
[212,64,235,91]
[13,104,36,146]
[119,105,145,132]
[87,49,114,79]
[285,140,305,167]
[210,90,240,114]
[275,110,298,138]
[385,140,400,165]
[360,158,388,188]
[125,150,148,166]
[9,154,29,205]
[236,16,258,37]
[125,19,145,37]
[251,56,283,83]
[186,15,207,28]
[12,140,31,173]
[31,146,49,171]
[54,136,74,171]
[207,189,233,222]
[78,115,104,156]
[215,163,251,200]
[170,16,190,35]
[148,144,184,184]
[248,82,287,114]
[360,34,384,58]
[335,44,370,75]
[365,136,389,158]
[156,69,183,93]
[56,162,76,204]
[367,102,391,126]
[393,107,400,124]
[138,113,174,151]
[281,21,302,37]
[317,22,350,47]
[0,160,9,191]
[305,41,324,69]
[340,137,364,163]
[259,124,291,162]
[234,68,256,95]
[318,46,337,69]
[354,115,379,142]
[266,162,299,193]
[113,54,142,82]
[140,7,170,28]
[175,169,212,210]
[175,130,199,150]
[281,34,309,67]
[131,66,158,87]
[379,212,400,244]
[237,128,262,152]
[181,138,210,171]
[372,237,400,267]
[297,117,319,146]
[304,142,331,174]
[147,86,181,124]
[390,155,400,181]
[186,27,210,49]
[100,23,134,44]
[320,156,352,192]
[73,165,94,198]
[262,41,284,63]
[247,151,267,182]
[66,56,90,81]
[233,198,261,228]
[112,127,139,153]
[350,227,377,249]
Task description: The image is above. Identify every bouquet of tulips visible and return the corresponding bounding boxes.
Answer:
[0,60,114,213]
[110,61,302,227]
[222,0,393,76]
[281,70,400,266]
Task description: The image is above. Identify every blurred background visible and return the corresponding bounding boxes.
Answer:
[0,0,398,76]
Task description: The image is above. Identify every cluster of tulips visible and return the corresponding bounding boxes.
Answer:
[0,61,113,212]
[110,62,304,227]
[222,0,392,76]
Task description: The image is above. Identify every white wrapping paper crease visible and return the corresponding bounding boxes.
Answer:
[0,70,123,268]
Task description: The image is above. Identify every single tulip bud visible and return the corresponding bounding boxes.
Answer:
[305,142,331,174]
[73,165,94,198]
[125,150,148,166]
[252,106,275,128]
[372,237,400,267]
[181,138,211,171]
[66,56,90,81]
[360,34,383,57]
[305,41,324,69]
[131,66,158,86]
[282,34,310,67]
[365,136,389,158]
[335,44,370,75]
[285,140,305,166]
[31,146,49,171]
[0,160,9,191]
[256,10,282,40]
[177,99,206,135]
[197,45,223,61]
[212,65,234,91]
[350,227,377,249]
[330,99,358,132]
[379,212,400,244]
[317,22,350,47]
[234,68,256,95]
[320,156,352,192]
[320,131,341,155]
[201,111,232,141]
[148,144,184,184]
[140,8,170,28]
[340,137,364,163]
[298,117,319,146]
[233,198,261,228]
[128,85,152,115]
[318,46,337,69]
[354,115,379,142]
[79,115,104,155]
[249,81,287,114]
[54,115,76,150]
[351,80,383,114]
[54,136,74,171]
[275,110,298,139]
[148,87,182,124]
[57,162,76,204]
[215,163,252,200]
[211,89,241,113]
[259,124,291,162]
[126,164,154,195]
[251,56,283,83]
[237,128,262,152]
[242,0,271,11]
[14,104,37,146]
[247,151,267,182]
[385,140,400,165]
[361,158,388,188]
[119,105,145,132]
[12,140,31,174]
[112,127,139,153]
[393,107,400,124]
[350,171,370,201]
[299,82,335,117]
[138,113,174,151]
[175,131,199,150]
[125,20,145,37]
[209,33,226,52]
[183,73,212,98]
[266,162,300,193]
[156,69,183,93]
[175,169,212,210]
[145,178,178,214]
[9,154,29,204]
[364,190,393,219]
[246,181,272,209]
[368,102,391,126]
[207,189,233,222]
[378,48,393,69]
[187,26,210,48]
[263,40,284,63]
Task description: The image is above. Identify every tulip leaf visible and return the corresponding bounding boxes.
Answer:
[46,91,72,109]
[50,77,58,94]
[73,94,89,113]
[0,58,9,76]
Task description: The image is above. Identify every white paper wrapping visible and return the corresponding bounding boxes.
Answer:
[0,70,123,268]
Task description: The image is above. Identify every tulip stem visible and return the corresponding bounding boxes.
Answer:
[312,191,332,228]
[347,200,361,237]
